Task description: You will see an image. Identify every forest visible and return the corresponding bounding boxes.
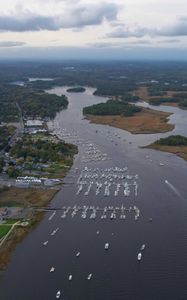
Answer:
[0,125,15,151]
[10,135,77,163]
[83,100,142,116]
[155,135,187,146]
[66,87,86,93]
[0,84,68,121]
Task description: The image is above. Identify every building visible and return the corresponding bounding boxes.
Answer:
[25,120,43,127]
[0,207,9,220]
[24,119,48,134]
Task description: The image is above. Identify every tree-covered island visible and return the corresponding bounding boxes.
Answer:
[83,99,174,134]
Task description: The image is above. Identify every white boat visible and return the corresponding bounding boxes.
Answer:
[56,290,61,299]
[137,253,142,261]
[43,241,48,246]
[105,243,109,250]
[159,163,164,166]
[141,244,145,251]
[76,252,80,257]
[87,273,92,280]
[69,275,72,281]
[110,214,114,220]
[50,267,55,272]
[96,231,100,235]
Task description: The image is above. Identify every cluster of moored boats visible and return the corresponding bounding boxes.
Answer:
[59,205,140,221]
[50,124,112,163]
[76,167,138,197]
[81,143,111,163]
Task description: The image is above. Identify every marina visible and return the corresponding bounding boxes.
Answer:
[76,166,138,198]
[1,86,187,300]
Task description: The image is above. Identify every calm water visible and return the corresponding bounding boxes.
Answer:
[1,87,187,300]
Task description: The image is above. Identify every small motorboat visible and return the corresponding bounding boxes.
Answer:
[43,241,48,246]
[69,275,72,281]
[50,267,55,273]
[141,244,145,251]
[76,252,80,257]
[105,243,109,250]
[87,273,92,280]
[137,253,142,261]
[56,290,61,299]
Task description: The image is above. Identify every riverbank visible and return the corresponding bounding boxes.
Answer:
[0,188,58,270]
[85,107,174,134]
[145,136,187,162]
[145,144,187,161]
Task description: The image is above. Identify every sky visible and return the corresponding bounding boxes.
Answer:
[0,0,187,60]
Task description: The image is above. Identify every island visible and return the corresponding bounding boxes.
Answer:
[83,100,174,134]
[145,135,187,161]
[66,87,86,93]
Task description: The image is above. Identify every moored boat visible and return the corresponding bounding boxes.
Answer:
[137,253,142,261]
[56,290,61,298]
[105,243,109,250]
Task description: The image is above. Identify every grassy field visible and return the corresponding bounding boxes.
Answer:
[0,187,58,208]
[0,225,11,239]
[133,86,181,107]
[86,108,174,134]
[0,212,43,270]
[4,219,19,225]
[0,187,58,270]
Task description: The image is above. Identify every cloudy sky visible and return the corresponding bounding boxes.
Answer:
[0,0,187,59]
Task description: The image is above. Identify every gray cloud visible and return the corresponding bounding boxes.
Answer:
[88,40,151,49]
[0,15,59,32]
[156,18,187,36]
[129,40,151,45]
[158,38,180,43]
[107,18,187,39]
[0,41,26,47]
[0,2,119,32]
[87,42,121,48]
[106,26,146,38]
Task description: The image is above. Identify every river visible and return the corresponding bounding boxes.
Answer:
[1,87,187,300]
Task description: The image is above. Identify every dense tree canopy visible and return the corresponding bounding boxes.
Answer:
[10,135,78,164]
[156,135,187,146]
[0,84,68,121]
[0,126,15,151]
[66,87,86,93]
[83,100,142,116]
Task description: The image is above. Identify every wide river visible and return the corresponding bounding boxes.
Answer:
[1,87,187,300]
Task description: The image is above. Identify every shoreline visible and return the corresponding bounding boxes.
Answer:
[132,86,187,109]
[144,143,187,162]
[0,188,58,270]
[85,107,174,134]
[0,133,78,271]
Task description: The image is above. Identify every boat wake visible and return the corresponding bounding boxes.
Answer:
[165,180,183,199]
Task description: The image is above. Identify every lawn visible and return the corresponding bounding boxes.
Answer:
[0,225,11,239]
